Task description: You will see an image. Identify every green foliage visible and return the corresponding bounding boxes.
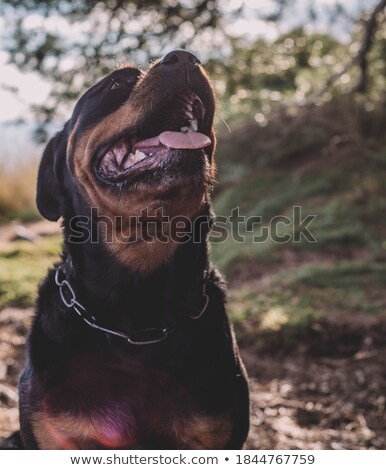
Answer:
[2,1,385,128]
[0,236,61,309]
[229,261,386,347]
[1,0,220,125]
[212,124,386,274]
[211,99,386,348]
[208,22,386,126]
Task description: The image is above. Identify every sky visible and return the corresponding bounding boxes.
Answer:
[0,0,380,123]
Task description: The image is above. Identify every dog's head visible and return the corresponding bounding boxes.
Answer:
[37,50,216,272]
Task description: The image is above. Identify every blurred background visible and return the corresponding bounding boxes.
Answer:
[0,0,386,449]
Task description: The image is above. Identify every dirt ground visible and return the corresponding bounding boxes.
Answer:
[1,306,385,449]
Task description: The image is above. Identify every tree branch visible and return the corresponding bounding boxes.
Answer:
[352,0,386,93]
[306,0,386,102]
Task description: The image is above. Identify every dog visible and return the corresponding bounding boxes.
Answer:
[18,50,249,449]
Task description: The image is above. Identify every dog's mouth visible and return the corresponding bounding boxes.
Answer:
[96,89,211,183]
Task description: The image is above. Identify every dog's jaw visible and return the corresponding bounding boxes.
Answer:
[66,59,215,274]
[97,90,211,182]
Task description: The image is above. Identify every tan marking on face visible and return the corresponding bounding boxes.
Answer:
[73,146,207,273]
[67,66,214,273]
[66,118,80,160]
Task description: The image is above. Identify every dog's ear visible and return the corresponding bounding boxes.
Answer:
[36,131,66,221]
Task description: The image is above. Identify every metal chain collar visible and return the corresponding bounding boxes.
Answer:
[54,263,209,346]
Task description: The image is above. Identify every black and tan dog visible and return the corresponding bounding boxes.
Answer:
[18,50,249,449]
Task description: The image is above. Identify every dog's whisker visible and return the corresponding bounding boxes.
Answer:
[220,117,232,134]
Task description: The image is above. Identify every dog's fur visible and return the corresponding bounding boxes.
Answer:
[18,51,249,449]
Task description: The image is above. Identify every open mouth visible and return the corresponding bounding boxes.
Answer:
[96,90,212,183]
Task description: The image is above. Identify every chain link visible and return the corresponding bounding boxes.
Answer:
[54,263,209,346]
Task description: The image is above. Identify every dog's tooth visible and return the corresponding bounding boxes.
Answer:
[130,150,147,163]
[123,156,132,169]
[136,150,147,160]
[190,119,198,131]
[113,142,128,167]
[122,149,148,169]
[181,126,190,133]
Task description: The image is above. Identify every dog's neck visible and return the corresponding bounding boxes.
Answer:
[60,206,212,331]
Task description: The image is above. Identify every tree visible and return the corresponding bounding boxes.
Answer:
[1,0,385,131]
[0,0,221,125]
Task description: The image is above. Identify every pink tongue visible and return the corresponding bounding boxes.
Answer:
[133,131,211,152]
[160,131,211,149]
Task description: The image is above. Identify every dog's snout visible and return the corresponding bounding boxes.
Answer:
[160,50,201,68]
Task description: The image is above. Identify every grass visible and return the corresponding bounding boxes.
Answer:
[228,261,386,347]
[0,236,61,309]
[211,108,386,275]
[0,163,40,224]
[210,100,386,347]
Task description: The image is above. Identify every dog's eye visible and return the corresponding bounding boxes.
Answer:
[110,79,124,90]
[110,79,134,90]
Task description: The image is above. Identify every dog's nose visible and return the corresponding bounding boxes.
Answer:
[160,50,201,67]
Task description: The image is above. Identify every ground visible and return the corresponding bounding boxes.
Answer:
[1,305,386,449]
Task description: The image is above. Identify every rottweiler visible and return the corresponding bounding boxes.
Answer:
[18,50,249,449]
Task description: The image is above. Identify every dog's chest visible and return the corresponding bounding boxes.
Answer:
[32,353,231,449]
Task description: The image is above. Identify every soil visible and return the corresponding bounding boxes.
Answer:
[1,306,385,449]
